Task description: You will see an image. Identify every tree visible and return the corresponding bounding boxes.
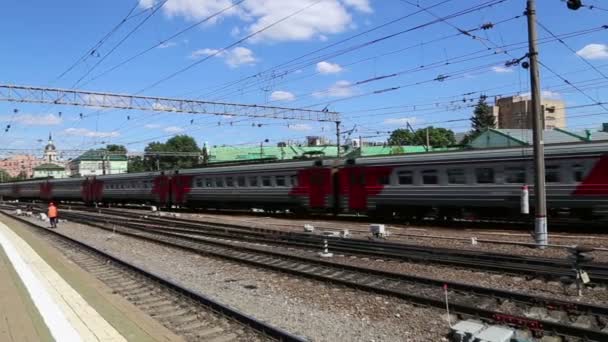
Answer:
[106,144,127,155]
[464,96,496,144]
[143,135,201,171]
[128,156,147,173]
[0,169,10,183]
[388,129,414,145]
[388,127,455,148]
[412,126,456,148]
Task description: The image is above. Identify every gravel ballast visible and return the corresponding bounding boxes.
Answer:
[148,211,608,262]
[11,214,452,342]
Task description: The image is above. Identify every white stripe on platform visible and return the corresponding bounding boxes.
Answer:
[0,226,81,342]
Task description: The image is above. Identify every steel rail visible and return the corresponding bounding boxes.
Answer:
[0,210,306,342]
[33,209,608,340]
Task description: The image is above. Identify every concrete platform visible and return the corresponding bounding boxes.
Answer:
[0,215,184,342]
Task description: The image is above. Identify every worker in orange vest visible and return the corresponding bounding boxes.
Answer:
[48,202,58,228]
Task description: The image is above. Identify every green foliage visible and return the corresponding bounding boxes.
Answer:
[106,144,127,155]
[388,127,456,148]
[388,129,414,145]
[471,97,496,132]
[143,135,201,171]
[127,156,147,173]
[412,126,456,147]
[0,169,10,182]
[461,96,496,146]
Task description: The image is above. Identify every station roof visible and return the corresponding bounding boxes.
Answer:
[470,128,608,149]
[71,150,128,162]
[33,163,65,171]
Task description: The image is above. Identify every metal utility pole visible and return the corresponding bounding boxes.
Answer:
[426,127,430,152]
[526,0,548,248]
[335,121,342,158]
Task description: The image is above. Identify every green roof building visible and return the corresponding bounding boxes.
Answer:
[32,163,67,179]
[68,149,128,177]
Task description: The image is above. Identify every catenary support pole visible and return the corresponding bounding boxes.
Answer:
[336,121,341,158]
[526,0,548,248]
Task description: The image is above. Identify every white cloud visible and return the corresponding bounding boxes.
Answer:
[225,46,256,67]
[142,0,373,43]
[342,0,372,13]
[144,124,161,129]
[316,61,343,74]
[190,46,257,68]
[521,90,562,100]
[288,123,312,131]
[157,41,177,49]
[492,65,513,73]
[190,48,221,59]
[230,26,241,37]
[383,117,418,125]
[2,113,63,126]
[576,44,608,60]
[64,128,119,138]
[164,126,185,133]
[270,90,296,102]
[313,80,355,98]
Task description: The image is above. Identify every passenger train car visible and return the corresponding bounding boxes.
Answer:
[1,141,607,219]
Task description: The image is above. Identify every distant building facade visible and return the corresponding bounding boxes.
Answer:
[32,163,68,179]
[0,133,66,178]
[469,128,608,149]
[493,96,566,130]
[69,150,128,177]
[0,155,44,178]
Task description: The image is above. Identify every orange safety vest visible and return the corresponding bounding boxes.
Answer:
[48,206,58,218]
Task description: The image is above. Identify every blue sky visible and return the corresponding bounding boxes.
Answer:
[1,0,608,158]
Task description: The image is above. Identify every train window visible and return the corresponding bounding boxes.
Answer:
[422,170,438,184]
[249,176,258,187]
[276,176,286,186]
[237,176,246,187]
[215,178,224,187]
[475,168,495,184]
[573,164,585,182]
[205,178,213,187]
[546,165,561,183]
[447,169,466,184]
[290,175,298,186]
[378,175,390,185]
[505,167,526,184]
[226,177,234,187]
[262,176,272,187]
[196,178,203,187]
[398,171,413,185]
[120,183,125,189]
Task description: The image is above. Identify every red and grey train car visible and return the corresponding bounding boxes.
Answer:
[0,141,607,219]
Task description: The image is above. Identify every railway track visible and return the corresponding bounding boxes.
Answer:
[11,207,608,341]
[0,211,305,342]
[59,206,608,283]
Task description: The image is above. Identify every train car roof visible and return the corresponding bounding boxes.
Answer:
[350,141,608,166]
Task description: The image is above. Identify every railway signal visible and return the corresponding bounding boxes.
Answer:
[568,245,594,296]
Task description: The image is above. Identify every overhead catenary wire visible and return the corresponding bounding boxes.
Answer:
[201,0,509,102]
[52,0,141,84]
[71,0,169,88]
[137,0,327,94]
[196,0,457,100]
[81,0,246,87]
[535,19,608,80]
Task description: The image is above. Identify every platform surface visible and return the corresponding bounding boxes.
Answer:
[0,215,183,342]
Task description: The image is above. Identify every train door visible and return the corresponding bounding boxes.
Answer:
[152,172,171,206]
[40,180,53,201]
[170,171,193,206]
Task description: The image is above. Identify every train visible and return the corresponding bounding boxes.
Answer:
[1,141,607,220]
